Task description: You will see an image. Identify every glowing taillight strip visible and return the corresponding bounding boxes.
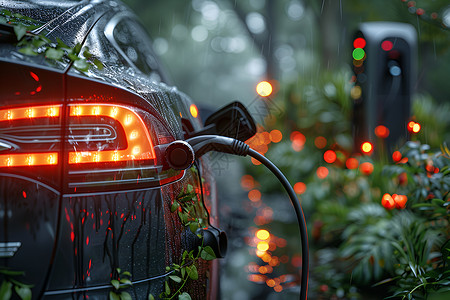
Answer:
[68,104,156,164]
[0,105,61,167]
[0,153,58,167]
[0,105,61,121]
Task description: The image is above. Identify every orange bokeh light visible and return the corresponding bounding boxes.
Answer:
[323,150,337,163]
[241,175,255,191]
[392,151,402,162]
[269,129,283,143]
[316,166,329,179]
[360,162,374,175]
[374,125,390,138]
[346,157,359,169]
[314,136,327,149]
[248,189,262,202]
[381,193,395,210]
[393,194,408,209]
[189,104,198,118]
[293,182,306,194]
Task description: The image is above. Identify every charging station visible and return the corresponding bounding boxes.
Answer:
[351,22,417,154]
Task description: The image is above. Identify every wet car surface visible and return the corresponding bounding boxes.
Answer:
[0,0,219,299]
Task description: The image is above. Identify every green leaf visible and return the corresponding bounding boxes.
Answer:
[74,59,89,72]
[0,270,24,276]
[93,58,104,70]
[67,53,79,61]
[18,46,38,56]
[111,279,120,290]
[189,222,199,233]
[109,291,120,300]
[120,291,132,300]
[178,211,188,223]
[171,201,180,213]
[83,48,93,59]
[13,25,27,40]
[121,271,131,277]
[73,43,82,55]
[0,281,13,300]
[14,286,31,300]
[187,184,194,193]
[431,198,445,206]
[187,265,198,280]
[56,38,69,49]
[119,279,132,286]
[45,48,64,60]
[200,246,217,261]
[148,294,155,300]
[178,292,192,300]
[169,275,182,283]
[181,267,186,279]
[164,281,170,295]
[31,38,46,48]
[8,279,32,289]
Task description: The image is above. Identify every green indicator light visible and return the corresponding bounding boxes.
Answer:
[352,48,365,60]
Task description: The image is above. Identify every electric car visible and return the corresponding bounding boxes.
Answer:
[0,0,225,298]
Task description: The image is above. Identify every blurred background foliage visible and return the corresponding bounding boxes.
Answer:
[123,0,450,299]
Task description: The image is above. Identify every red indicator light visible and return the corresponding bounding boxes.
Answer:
[353,38,366,49]
[381,40,393,51]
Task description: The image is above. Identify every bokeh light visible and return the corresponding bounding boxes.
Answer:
[314,136,327,149]
[346,157,359,169]
[381,193,395,210]
[248,189,261,202]
[256,81,273,97]
[316,166,329,179]
[269,129,282,143]
[257,241,269,251]
[323,150,337,163]
[374,125,390,138]
[293,182,306,194]
[392,151,402,162]
[360,162,374,175]
[361,141,373,154]
[256,229,270,240]
[189,104,198,118]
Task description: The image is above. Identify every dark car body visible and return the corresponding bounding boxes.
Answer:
[0,0,219,299]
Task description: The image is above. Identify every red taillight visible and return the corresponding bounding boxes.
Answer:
[0,104,62,167]
[0,101,181,192]
[67,104,155,164]
[0,153,59,167]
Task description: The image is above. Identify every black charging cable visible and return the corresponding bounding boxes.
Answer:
[182,135,309,300]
